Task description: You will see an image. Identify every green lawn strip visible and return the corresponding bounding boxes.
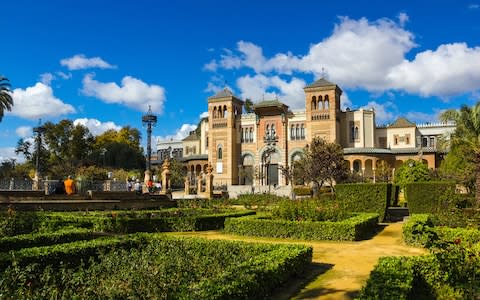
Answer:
[224,212,379,241]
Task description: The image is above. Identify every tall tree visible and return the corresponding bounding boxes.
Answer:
[244,98,254,113]
[299,137,349,195]
[0,76,13,122]
[440,102,480,206]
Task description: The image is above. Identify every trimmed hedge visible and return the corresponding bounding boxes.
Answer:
[335,183,392,221]
[360,250,480,299]
[224,213,379,241]
[0,228,103,252]
[403,214,480,247]
[0,234,312,299]
[405,181,456,213]
[0,209,255,235]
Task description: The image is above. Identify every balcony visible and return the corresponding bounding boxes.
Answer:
[311,111,330,120]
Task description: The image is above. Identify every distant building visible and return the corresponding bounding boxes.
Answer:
[157,78,455,187]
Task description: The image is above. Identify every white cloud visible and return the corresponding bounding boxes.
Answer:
[387,43,480,96]
[60,54,116,70]
[10,82,75,120]
[73,118,121,136]
[398,12,409,27]
[56,71,72,80]
[81,74,166,113]
[156,123,197,141]
[16,126,32,138]
[340,92,353,111]
[206,15,480,98]
[236,74,306,109]
[200,111,209,118]
[0,147,23,163]
[39,73,55,85]
[469,4,480,9]
[203,60,218,72]
[361,101,397,124]
[405,110,443,123]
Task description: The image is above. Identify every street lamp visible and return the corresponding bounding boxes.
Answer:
[142,105,157,174]
[32,120,45,179]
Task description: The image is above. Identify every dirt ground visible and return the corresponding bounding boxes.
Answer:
[171,222,426,299]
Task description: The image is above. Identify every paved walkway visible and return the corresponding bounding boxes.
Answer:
[172,222,426,299]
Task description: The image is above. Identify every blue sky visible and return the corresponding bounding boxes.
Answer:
[1,0,480,161]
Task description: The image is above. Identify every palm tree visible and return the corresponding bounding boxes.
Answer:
[440,102,480,207]
[0,76,13,122]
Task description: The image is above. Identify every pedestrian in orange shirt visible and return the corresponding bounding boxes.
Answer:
[64,175,76,195]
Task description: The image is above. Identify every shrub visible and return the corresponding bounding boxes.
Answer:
[271,199,348,222]
[0,234,312,299]
[236,193,287,209]
[224,213,379,241]
[293,186,312,196]
[402,214,437,247]
[405,181,455,214]
[335,183,392,221]
[0,228,102,252]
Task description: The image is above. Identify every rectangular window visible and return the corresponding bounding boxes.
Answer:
[429,137,435,148]
[422,137,428,147]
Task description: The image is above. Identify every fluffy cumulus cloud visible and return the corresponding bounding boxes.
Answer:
[205,15,480,99]
[15,126,32,138]
[199,111,209,118]
[82,74,166,113]
[73,118,121,136]
[0,147,23,163]
[10,83,75,120]
[60,54,116,70]
[387,43,480,97]
[156,123,197,142]
[236,74,306,109]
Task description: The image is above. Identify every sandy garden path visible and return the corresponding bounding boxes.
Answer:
[171,222,426,299]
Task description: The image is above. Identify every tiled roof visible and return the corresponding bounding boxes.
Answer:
[179,154,208,162]
[344,147,439,155]
[182,134,199,141]
[208,88,234,99]
[388,117,416,128]
[305,77,337,88]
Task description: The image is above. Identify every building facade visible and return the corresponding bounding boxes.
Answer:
[157,78,455,187]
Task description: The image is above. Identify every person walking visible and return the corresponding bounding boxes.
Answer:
[64,176,76,195]
[134,179,142,195]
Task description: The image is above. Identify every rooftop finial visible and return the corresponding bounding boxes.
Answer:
[321,67,326,78]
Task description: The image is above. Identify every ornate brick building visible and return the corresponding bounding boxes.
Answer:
[157,78,455,187]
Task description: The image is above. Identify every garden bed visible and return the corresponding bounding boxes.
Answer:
[0,233,312,299]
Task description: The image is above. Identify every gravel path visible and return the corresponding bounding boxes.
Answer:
[171,222,426,299]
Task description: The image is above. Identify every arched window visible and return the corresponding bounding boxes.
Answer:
[266,125,270,138]
[295,124,300,140]
[223,105,227,118]
[350,125,355,142]
[249,128,253,142]
[311,96,316,110]
[301,124,305,139]
[290,125,295,140]
[324,95,329,110]
[213,107,217,119]
[318,95,323,110]
[241,128,244,143]
[271,124,275,137]
[217,145,223,160]
[354,126,359,140]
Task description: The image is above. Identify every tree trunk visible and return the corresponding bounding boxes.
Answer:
[476,154,480,208]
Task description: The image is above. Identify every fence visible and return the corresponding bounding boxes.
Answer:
[0,178,129,194]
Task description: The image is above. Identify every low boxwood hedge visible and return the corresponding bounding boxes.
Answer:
[0,234,312,299]
[224,212,379,241]
[0,228,103,252]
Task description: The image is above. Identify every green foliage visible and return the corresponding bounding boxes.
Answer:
[296,138,349,193]
[0,234,312,299]
[0,76,13,122]
[236,193,288,209]
[335,183,393,222]
[394,159,431,189]
[167,158,187,188]
[0,228,101,252]
[271,200,348,222]
[224,213,379,241]
[402,214,438,247]
[359,256,417,300]
[405,181,456,213]
[439,144,476,192]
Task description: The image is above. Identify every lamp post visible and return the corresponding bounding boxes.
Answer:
[142,106,157,181]
[32,120,45,191]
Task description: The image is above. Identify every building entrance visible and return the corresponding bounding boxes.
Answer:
[267,164,278,186]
